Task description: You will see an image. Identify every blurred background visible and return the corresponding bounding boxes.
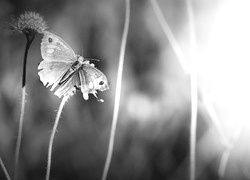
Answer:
[1,0,250,179]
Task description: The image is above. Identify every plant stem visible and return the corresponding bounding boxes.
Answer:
[22,34,34,87]
[13,33,35,180]
[46,96,68,180]
[0,157,11,180]
[186,0,197,180]
[202,93,231,149]
[218,148,230,179]
[101,0,130,180]
[150,0,189,73]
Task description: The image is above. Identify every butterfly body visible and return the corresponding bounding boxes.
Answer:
[38,31,109,101]
[59,57,83,85]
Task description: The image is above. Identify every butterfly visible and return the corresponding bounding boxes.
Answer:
[38,31,109,102]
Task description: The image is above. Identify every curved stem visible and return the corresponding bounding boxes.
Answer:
[13,34,34,180]
[46,96,68,180]
[101,0,130,180]
[13,87,26,180]
[0,157,11,180]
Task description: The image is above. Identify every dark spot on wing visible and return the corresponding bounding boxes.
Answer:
[48,38,52,43]
[74,85,80,90]
[99,81,104,85]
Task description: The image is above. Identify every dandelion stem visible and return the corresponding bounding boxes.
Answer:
[13,87,26,180]
[22,33,35,87]
[101,0,130,180]
[0,157,11,180]
[46,96,68,180]
[13,34,35,180]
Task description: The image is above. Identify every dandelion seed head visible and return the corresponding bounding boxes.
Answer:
[8,11,47,35]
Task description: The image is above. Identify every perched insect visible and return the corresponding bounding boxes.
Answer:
[38,31,109,102]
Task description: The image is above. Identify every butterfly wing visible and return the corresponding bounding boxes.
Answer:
[39,31,77,93]
[41,31,77,62]
[78,62,109,100]
[54,71,81,98]
[38,61,72,91]
[38,31,109,100]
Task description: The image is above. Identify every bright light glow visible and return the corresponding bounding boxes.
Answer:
[199,0,250,137]
[197,1,250,175]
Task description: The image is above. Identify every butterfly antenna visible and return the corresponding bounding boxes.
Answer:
[85,58,100,62]
[81,45,100,61]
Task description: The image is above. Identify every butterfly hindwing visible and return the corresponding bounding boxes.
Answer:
[81,63,109,92]
[54,71,81,98]
[38,60,72,90]
[41,31,76,62]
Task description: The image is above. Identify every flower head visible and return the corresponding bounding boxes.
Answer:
[8,11,47,35]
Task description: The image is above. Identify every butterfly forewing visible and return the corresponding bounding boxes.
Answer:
[41,31,76,62]
[39,31,77,92]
